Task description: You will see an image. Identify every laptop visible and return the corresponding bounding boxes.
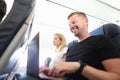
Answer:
[27,32,67,80]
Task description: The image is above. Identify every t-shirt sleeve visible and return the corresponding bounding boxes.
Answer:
[61,47,68,56]
[97,35,120,61]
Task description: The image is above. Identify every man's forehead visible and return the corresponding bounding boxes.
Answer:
[69,15,81,22]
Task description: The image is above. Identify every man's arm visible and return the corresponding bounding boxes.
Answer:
[82,58,120,80]
[48,58,120,80]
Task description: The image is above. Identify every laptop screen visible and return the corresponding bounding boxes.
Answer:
[27,33,67,80]
[27,32,40,78]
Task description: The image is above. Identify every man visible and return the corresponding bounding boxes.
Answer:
[0,0,7,22]
[47,12,120,80]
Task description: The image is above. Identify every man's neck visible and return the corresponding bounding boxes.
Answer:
[78,33,90,42]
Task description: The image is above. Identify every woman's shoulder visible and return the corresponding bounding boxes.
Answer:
[62,47,68,50]
[60,47,68,54]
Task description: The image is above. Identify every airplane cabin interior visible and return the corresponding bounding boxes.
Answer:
[0,0,120,80]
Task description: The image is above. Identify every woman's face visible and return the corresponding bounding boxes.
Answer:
[53,35,61,47]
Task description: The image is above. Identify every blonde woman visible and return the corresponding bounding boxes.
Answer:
[39,33,68,75]
[49,33,68,68]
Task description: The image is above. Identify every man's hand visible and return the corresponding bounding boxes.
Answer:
[39,66,50,75]
[48,62,80,77]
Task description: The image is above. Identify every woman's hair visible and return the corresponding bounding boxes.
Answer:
[54,33,67,51]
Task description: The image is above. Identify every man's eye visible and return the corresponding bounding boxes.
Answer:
[72,22,75,24]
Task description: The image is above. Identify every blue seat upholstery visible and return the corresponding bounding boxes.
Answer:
[90,23,120,37]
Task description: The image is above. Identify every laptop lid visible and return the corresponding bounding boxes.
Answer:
[27,32,40,78]
[27,32,67,80]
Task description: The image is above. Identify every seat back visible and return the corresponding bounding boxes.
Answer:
[0,0,35,78]
[90,23,120,36]
[103,23,120,51]
[90,23,120,51]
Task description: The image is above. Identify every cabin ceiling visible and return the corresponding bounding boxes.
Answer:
[99,0,120,10]
[47,0,120,25]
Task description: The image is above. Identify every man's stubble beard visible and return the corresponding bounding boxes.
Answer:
[74,32,81,38]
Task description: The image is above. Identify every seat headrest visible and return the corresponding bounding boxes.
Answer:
[90,25,104,35]
[103,23,120,51]
[103,23,120,38]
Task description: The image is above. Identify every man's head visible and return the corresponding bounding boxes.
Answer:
[0,0,7,22]
[67,12,88,38]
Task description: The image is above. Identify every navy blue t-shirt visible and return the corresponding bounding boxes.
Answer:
[65,35,120,80]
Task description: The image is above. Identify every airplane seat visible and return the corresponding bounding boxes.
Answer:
[90,23,120,37]
[68,23,120,56]
[103,23,120,51]
[90,23,120,51]
[0,0,36,79]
